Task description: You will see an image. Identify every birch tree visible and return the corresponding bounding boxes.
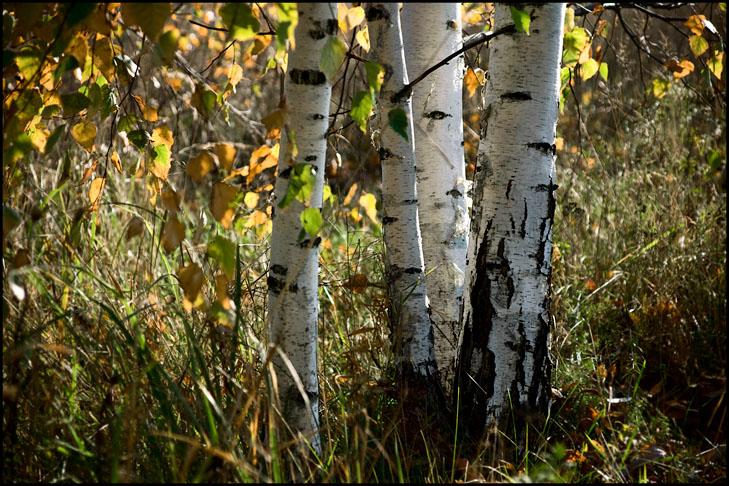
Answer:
[266,3,336,456]
[365,3,438,386]
[455,3,565,440]
[402,3,468,393]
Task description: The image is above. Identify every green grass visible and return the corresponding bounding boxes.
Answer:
[3,79,725,483]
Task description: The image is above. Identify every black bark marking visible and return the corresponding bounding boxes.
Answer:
[481,104,492,141]
[325,18,338,35]
[299,236,322,249]
[382,216,398,225]
[378,147,394,160]
[501,91,532,101]
[365,5,389,21]
[535,178,556,274]
[401,199,418,205]
[307,19,338,40]
[497,238,515,309]
[455,219,496,435]
[535,182,559,192]
[446,188,462,198]
[506,179,513,200]
[271,264,288,276]
[268,276,298,294]
[304,155,317,162]
[279,167,292,179]
[311,113,325,120]
[424,110,451,120]
[510,216,516,232]
[289,68,326,86]
[520,198,527,239]
[529,312,552,414]
[527,142,556,157]
[446,19,458,30]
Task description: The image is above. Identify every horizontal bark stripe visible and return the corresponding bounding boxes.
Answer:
[289,68,327,85]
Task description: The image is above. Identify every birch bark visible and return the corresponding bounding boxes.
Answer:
[402,3,468,393]
[266,3,336,457]
[455,3,565,440]
[365,3,437,380]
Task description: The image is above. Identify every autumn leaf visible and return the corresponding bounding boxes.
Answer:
[247,144,279,184]
[243,191,259,209]
[162,216,185,252]
[161,187,180,212]
[689,34,709,58]
[92,35,115,81]
[708,51,724,79]
[650,77,671,98]
[126,216,145,240]
[151,125,174,149]
[128,129,151,149]
[228,63,243,87]
[88,177,105,209]
[337,3,349,32]
[356,24,370,52]
[191,83,217,119]
[211,182,238,229]
[133,95,158,122]
[581,58,599,81]
[244,209,268,228]
[148,144,170,180]
[208,235,236,279]
[177,262,204,305]
[71,121,97,152]
[464,67,484,98]
[66,32,88,66]
[219,3,259,42]
[80,159,98,185]
[684,14,706,36]
[358,193,379,225]
[343,182,358,206]
[599,62,609,81]
[152,28,179,66]
[365,61,385,99]
[186,151,216,182]
[122,3,170,41]
[665,58,694,80]
[347,6,365,30]
[343,273,368,294]
[214,143,237,171]
[261,109,285,140]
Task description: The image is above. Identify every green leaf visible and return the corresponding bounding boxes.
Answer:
[564,27,588,52]
[208,235,236,280]
[689,34,709,58]
[649,77,671,99]
[99,84,117,120]
[708,51,723,79]
[219,3,259,42]
[152,143,169,165]
[121,3,170,41]
[564,6,575,32]
[562,48,580,67]
[3,133,33,164]
[15,45,42,81]
[128,129,151,149]
[117,114,138,133]
[276,21,291,53]
[278,164,317,209]
[365,61,385,100]
[45,125,65,154]
[153,28,179,66]
[191,83,217,119]
[581,58,599,81]
[60,92,91,115]
[319,35,346,82]
[300,208,322,237]
[387,108,409,141]
[509,6,530,35]
[599,62,608,81]
[350,91,373,133]
[53,55,79,83]
[65,3,97,30]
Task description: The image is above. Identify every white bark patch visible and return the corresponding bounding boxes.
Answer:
[457,3,565,432]
[402,3,467,392]
[367,3,436,377]
[266,3,336,457]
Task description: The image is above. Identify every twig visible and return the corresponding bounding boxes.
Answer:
[391,23,518,104]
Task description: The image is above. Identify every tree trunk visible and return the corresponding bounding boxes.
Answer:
[266,3,336,457]
[402,3,468,395]
[365,2,437,383]
[455,3,565,445]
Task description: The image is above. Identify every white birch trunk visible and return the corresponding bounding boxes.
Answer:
[456,3,565,437]
[266,3,336,457]
[402,3,468,393]
[365,3,437,379]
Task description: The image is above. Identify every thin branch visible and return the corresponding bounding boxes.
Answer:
[391,23,517,104]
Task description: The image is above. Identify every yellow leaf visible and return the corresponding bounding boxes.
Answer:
[126,216,145,240]
[151,125,174,149]
[244,209,268,228]
[261,109,285,140]
[111,150,122,173]
[93,35,115,81]
[343,273,368,294]
[221,166,249,183]
[578,44,592,65]
[243,192,259,209]
[215,273,232,309]
[211,182,237,229]
[29,128,50,153]
[71,121,97,152]
[664,58,694,80]
[162,217,185,252]
[348,206,362,223]
[355,24,370,52]
[247,144,278,185]
[347,6,365,30]
[187,151,216,182]
[122,3,171,41]
[708,51,724,80]
[161,187,180,212]
[464,67,484,98]
[555,137,564,151]
[214,143,237,171]
[89,177,105,209]
[337,3,349,32]
[358,193,378,224]
[177,262,204,304]
[81,159,99,185]
[133,95,158,122]
[228,63,243,87]
[343,182,358,205]
[684,14,706,36]
[689,34,709,58]
[66,32,88,66]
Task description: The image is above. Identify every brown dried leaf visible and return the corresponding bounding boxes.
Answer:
[126,216,145,240]
[214,143,237,171]
[162,217,185,252]
[89,177,105,209]
[161,187,180,212]
[343,273,368,294]
[187,151,216,182]
[210,182,237,229]
[177,262,204,303]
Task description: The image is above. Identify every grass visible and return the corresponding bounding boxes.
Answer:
[3,77,725,484]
